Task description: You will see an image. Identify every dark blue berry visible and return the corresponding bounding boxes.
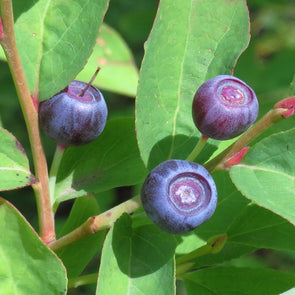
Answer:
[192,75,259,140]
[39,80,108,146]
[141,159,217,234]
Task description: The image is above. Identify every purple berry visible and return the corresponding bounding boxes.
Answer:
[192,75,259,140]
[141,159,217,234]
[39,80,108,146]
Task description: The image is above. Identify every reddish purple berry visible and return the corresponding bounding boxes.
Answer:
[141,160,217,234]
[39,80,108,146]
[192,75,259,140]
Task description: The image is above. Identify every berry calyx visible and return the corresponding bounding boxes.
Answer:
[192,75,259,140]
[39,72,108,147]
[141,159,217,234]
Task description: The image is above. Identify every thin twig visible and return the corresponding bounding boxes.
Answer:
[49,195,141,252]
[204,107,289,173]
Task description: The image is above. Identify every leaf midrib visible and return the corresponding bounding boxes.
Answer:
[168,1,192,159]
[235,164,295,181]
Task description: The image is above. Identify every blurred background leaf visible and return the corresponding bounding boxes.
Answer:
[1,0,110,100]
[76,24,139,98]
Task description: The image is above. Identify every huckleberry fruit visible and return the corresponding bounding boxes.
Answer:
[192,75,258,140]
[39,80,108,146]
[141,159,217,234]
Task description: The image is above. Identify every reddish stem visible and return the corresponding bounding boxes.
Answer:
[0,17,3,39]
[0,0,55,243]
[48,195,141,252]
[205,104,294,173]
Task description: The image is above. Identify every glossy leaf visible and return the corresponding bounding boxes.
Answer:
[0,198,67,294]
[0,20,139,98]
[57,196,105,279]
[96,214,177,295]
[177,171,295,269]
[176,171,249,251]
[228,203,295,251]
[136,0,250,168]
[183,266,295,295]
[0,127,35,190]
[230,129,295,225]
[76,24,139,97]
[4,0,109,100]
[54,118,148,206]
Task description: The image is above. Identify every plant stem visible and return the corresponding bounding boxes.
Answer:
[49,144,65,211]
[204,107,289,173]
[176,234,227,276]
[68,273,98,288]
[175,244,209,277]
[48,195,142,252]
[186,134,208,162]
[176,244,210,266]
[0,0,55,243]
[175,262,195,277]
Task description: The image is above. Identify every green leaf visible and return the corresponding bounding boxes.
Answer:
[57,196,105,279]
[0,127,35,190]
[177,170,295,268]
[136,0,250,168]
[228,203,295,252]
[195,172,250,238]
[0,198,67,294]
[183,266,295,295]
[94,189,117,212]
[176,171,250,255]
[230,129,295,225]
[176,172,256,267]
[282,287,295,295]
[54,118,148,205]
[96,214,177,295]
[9,0,109,100]
[290,73,295,95]
[76,24,139,97]
[194,243,257,269]
[0,46,5,60]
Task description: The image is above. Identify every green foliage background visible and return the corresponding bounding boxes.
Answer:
[1,0,295,294]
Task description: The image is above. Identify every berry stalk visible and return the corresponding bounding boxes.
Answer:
[186,134,208,162]
[48,195,142,252]
[176,234,227,276]
[0,0,55,243]
[205,103,295,173]
[68,273,99,289]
